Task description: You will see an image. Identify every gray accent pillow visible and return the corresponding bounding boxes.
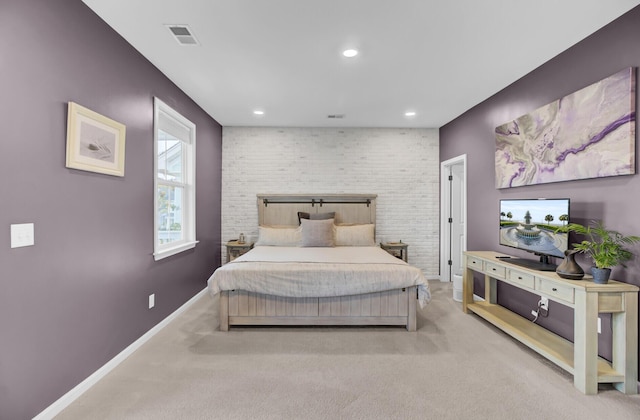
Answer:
[300,218,335,247]
[297,211,336,225]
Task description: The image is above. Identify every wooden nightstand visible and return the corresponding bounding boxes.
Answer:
[380,242,408,262]
[226,240,254,263]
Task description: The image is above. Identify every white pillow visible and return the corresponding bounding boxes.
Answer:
[255,226,301,246]
[300,218,335,247]
[334,224,375,246]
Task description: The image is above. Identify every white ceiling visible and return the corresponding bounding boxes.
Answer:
[81,0,640,128]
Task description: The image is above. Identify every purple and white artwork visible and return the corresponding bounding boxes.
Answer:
[495,67,636,188]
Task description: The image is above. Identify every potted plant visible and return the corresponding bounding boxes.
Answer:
[556,221,640,283]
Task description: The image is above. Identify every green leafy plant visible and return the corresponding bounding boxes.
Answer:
[556,221,640,269]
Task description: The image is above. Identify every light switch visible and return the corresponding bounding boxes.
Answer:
[11,223,35,248]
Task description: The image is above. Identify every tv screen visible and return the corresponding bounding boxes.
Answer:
[499,198,570,259]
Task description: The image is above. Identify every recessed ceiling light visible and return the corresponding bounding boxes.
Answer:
[405,111,417,117]
[253,110,264,115]
[342,49,358,58]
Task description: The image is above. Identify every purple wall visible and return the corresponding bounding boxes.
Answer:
[0,1,222,418]
[440,7,640,375]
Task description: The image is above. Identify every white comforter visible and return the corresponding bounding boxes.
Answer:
[207,246,431,307]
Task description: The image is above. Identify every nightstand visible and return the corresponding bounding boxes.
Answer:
[226,240,254,263]
[380,242,408,262]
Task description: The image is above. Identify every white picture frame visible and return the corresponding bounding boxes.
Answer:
[66,102,126,177]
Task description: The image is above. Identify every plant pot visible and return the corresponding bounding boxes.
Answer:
[556,250,584,280]
[591,267,612,284]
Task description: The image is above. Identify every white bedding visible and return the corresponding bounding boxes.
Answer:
[207,246,431,307]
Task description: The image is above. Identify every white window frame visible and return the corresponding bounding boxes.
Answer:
[153,97,197,261]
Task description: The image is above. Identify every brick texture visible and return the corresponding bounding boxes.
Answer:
[221,127,440,276]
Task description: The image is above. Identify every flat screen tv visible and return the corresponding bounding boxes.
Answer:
[499,198,570,271]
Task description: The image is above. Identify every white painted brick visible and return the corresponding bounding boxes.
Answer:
[221,127,440,275]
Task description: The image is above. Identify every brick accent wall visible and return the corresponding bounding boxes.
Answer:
[222,127,440,276]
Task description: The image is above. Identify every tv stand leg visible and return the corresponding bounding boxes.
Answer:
[574,290,599,394]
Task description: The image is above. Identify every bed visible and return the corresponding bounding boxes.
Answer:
[207,194,430,331]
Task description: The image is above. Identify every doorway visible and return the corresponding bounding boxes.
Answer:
[439,155,467,282]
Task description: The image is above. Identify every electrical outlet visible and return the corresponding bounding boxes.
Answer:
[539,297,549,311]
[149,294,155,309]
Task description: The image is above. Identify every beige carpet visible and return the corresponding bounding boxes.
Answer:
[56,282,640,420]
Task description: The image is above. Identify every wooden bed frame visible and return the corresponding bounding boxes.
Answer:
[220,287,417,331]
[218,194,418,331]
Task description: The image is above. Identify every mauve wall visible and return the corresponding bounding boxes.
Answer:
[440,7,640,374]
[0,1,222,418]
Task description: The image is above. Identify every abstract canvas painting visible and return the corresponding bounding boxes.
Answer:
[495,68,635,188]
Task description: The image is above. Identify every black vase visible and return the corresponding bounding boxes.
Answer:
[556,250,585,280]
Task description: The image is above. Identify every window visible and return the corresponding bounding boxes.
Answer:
[153,98,197,260]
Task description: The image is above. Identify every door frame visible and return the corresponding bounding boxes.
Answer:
[439,154,467,282]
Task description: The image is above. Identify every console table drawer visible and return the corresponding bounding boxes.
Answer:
[536,278,575,304]
[467,256,484,271]
[508,270,535,289]
[485,262,506,279]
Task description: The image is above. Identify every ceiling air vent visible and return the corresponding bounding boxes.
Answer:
[166,24,199,46]
[327,114,345,119]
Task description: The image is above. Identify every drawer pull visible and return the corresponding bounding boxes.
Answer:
[518,276,523,280]
[492,268,496,271]
[552,287,558,292]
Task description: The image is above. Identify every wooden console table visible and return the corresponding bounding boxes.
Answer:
[463,251,638,394]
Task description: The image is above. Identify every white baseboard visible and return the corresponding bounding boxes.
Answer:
[34,288,207,420]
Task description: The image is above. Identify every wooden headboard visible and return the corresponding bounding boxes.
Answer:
[257,194,377,226]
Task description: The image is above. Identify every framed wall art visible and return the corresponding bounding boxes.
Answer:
[495,67,635,188]
[66,102,126,177]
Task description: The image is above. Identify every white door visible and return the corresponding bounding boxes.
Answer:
[440,155,467,282]
[450,163,466,279]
